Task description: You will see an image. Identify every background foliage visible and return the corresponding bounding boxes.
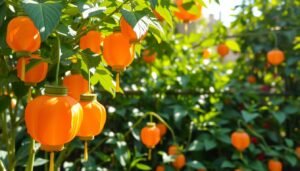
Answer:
[0,0,299,171]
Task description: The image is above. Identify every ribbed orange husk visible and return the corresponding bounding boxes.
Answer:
[140,125,160,148]
[231,130,250,152]
[172,154,186,169]
[156,123,167,137]
[174,0,202,22]
[120,17,138,42]
[217,44,230,57]
[63,74,89,101]
[25,95,83,148]
[268,159,283,171]
[77,100,106,137]
[79,30,103,54]
[16,54,48,84]
[142,50,156,63]
[267,49,285,65]
[103,32,135,70]
[6,16,41,52]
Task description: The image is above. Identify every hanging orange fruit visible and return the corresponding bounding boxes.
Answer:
[267,49,285,65]
[231,130,250,152]
[6,16,41,53]
[168,145,186,170]
[140,122,161,149]
[63,73,89,101]
[142,49,156,63]
[103,32,135,92]
[174,0,202,23]
[156,122,167,138]
[217,43,230,57]
[79,30,103,54]
[16,54,48,84]
[268,159,282,171]
[77,94,106,161]
[25,85,83,171]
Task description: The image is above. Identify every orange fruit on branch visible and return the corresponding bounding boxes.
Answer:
[16,54,48,84]
[140,122,161,149]
[156,122,167,137]
[267,49,285,65]
[120,17,147,43]
[172,153,186,170]
[217,43,229,57]
[77,94,106,161]
[142,49,156,64]
[80,30,103,54]
[174,0,202,23]
[103,32,135,92]
[63,73,89,101]
[247,75,256,84]
[268,159,282,171]
[156,165,165,171]
[231,129,250,152]
[6,16,41,53]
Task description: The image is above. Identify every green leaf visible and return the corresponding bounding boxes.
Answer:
[272,111,286,124]
[82,6,106,19]
[186,160,205,169]
[241,110,259,123]
[154,6,173,27]
[221,160,235,168]
[23,1,63,40]
[285,154,297,166]
[33,158,48,166]
[135,163,152,170]
[91,65,115,97]
[187,138,204,151]
[80,49,101,68]
[284,139,294,147]
[203,137,217,151]
[225,40,241,52]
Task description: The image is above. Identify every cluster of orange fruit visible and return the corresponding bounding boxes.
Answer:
[231,129,286,171]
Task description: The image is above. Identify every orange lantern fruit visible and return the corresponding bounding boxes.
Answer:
[217,43,230,57]
[79,30,103,54]
[156,122,167,138]
[267,49,285,66]
[25,85,83,171]
[156,165,165,171]
[174,0,202,23]
[168,145,186,169]
[103,32,135,92]
[268,159,282,171]
[77,94,106,161]
[6,16,41,53]
[140,122,160,160]
[63,73,89,101]
[231,129,250,152]
[142,49,156,63]
[16,54,48,84]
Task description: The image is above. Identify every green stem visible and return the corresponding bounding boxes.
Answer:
[25,139,36,171]
[89,137,108,153]
[55,145,74,170]
[55,34,61,86]
[0,159,6,171]
[7,90,16,171]
[88,69,91,93]
[147,112,177,144]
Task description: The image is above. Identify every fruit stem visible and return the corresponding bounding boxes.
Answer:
[21,58,25,81]
[49,152,54,171]
[116,72,120,93]
[84,141,88,161]
[148,148,152,160]
[55,34,61,86]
